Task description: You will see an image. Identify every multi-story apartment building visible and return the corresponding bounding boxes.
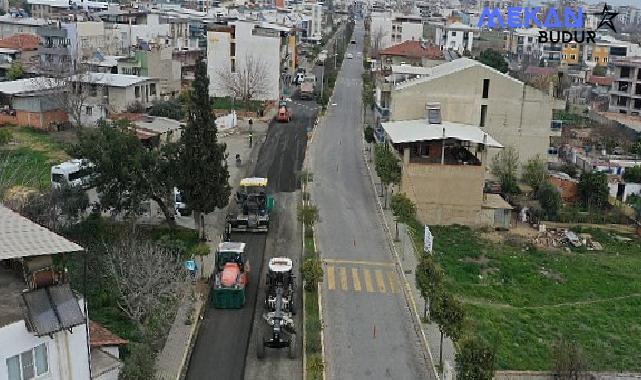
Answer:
[369,12,423,51]
[608,57,641,116]
[207,21,287,102]
[0,15,47,39]
[28,0,108,19]
[434,22,477,54]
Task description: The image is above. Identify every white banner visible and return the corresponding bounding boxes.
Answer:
[424,225,433,253]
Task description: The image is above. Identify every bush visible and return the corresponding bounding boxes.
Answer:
[121,342,155,380]
[623,166,641,183]
[363,125,375,144]
[578,171,609,210]
[0,128,12,145]
[149,99,185,121]
[302,257,323,291]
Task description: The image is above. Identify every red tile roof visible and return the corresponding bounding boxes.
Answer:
[89,321,128,347]
[588,75,612,87]
[0,34,39,51]
[379,40,443,60]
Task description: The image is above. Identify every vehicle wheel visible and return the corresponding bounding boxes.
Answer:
[288,335,297,359]
[257,337,265,359]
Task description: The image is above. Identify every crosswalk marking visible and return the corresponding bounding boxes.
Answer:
[387,271,399,293]
[363,269,374,293]
[327,266,336,290]
[351,268,361,292]
[339,267,348,291]
[323,258,394,267]
[375,270,386,293]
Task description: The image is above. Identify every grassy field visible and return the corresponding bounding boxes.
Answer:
[431,225,641,371]
[0,126,71,192]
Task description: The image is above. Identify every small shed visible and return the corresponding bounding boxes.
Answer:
[481,193,514,229]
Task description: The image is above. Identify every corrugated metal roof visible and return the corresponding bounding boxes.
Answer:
[0,205,83,260]
[381,119,504,147]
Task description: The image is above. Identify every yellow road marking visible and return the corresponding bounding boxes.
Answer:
[351,268,362,292]
[375,270,387,293]
[322,258,394,267]
[387,271,399,293]
[327,266,335,290]
[339,267,348,291]
[363,269,374,293]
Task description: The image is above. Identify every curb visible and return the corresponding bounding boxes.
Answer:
[361,143,440,380]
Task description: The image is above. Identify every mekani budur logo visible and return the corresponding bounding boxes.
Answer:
[477,4,620,44]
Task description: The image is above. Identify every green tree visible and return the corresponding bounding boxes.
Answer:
[623,166,641,183]
[522,155,547,193]
[179,59,231,239]
[149,99,185,121]
[391,192,416,223]
[5,62,23,81]
[121,342,155,380]
[363,125,375,144]
[537,181,562,220]
[298,203,320,229]
[491,147,520,196]
[374,144,401,207]
[415,255,443,320]
[551,337,586,380]
[431,292,466,373]
[456,337,496,380]
[478,49,508,73]
[578,171,609,211]
[20,183,90,232]
[302,256,323,291]
[71,120,179,228]
[592,65,607,76]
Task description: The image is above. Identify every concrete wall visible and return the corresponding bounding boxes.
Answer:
[401,162,485,225]
[207,30,232,98]
[0,306,90,380]
[390,63,553,166]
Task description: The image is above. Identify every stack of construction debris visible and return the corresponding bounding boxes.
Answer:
[531,228,603,250]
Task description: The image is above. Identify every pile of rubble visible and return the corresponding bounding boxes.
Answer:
[531,228,603,251]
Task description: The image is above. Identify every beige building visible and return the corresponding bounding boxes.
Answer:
[388,58,555,167]
[381,103,512,226]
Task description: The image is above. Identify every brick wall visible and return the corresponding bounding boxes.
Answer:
[0,110,68,130]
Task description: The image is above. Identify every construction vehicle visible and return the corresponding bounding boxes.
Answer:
[277,102,293,122]
[210,242,249,309]
[299,75,315,100]
[226,177,274,232]
[257,257,296,359]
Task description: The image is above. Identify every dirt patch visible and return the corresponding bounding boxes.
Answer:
[462,254,490,266]
[539,266,566,284]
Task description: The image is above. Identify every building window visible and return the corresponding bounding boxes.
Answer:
[570,54,576,60]
[482,79,490,98]
[621,66,631,78]
[135,86,141,98]
[480,105,488,128]
[86,106,93,116]
[451,31,456,36]
[231,59,235,73]
[150,83,157,96]
[6,344,48,380]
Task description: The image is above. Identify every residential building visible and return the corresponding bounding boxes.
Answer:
[434,22,477,54]
[89,321,128,380]
[0,16,47,39]
[387,58,556,167]
[207,21,282,102]
[369,12,423,51]
[38,24,74,74]
[561,42,580,66]
[135,46,182,97]
[0,204,90,380]
[28,0,108,19]
[0,78,68,129]
[70,72,160,124]
[609,57,641,116]
[378,40,444,69]
[381,102,511,226]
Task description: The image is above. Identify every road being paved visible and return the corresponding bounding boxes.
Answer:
[186,100,315,380]
[310,21,431,380]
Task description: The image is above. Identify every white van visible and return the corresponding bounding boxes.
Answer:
[51,159,95,189]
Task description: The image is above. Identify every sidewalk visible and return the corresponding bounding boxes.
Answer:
[155,118,267,380]
[363,145,457,380]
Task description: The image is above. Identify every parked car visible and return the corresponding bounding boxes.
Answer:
[346,53,353,59]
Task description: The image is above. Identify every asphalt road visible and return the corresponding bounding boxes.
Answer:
[186,100,316,380]
[310,22,431,380]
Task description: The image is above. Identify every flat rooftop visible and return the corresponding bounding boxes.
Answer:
[0,263,27,327]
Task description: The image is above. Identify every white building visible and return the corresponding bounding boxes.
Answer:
[207,21,281,102]
[369,12,423,51]
[0,205,90,380]
[434,22,477,54]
